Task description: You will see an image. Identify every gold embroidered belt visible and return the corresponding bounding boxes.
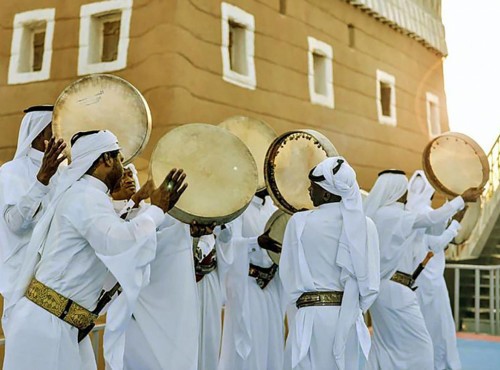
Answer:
[25,278,98,330]
[296,291,344,309]
[390,271,415,289]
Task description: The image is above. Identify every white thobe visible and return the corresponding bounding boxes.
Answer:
[3,175,164,370]
[368,198,464,370]
[196,230,233,370]
[414,212,462,370]
[0,149,50,325]
[219,196,285,370]
[280,203,378,370]
[121,212,199,370]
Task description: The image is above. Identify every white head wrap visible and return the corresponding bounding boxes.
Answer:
[406,170,435,213]
[5,131,121,316]
[124,163,140,190]
[363,171,408,219]
[14,110,52,159]
[310,157,370,295]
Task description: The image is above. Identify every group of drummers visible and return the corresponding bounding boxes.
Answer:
[0,75,487,370]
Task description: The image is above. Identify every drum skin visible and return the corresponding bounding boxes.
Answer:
[422,132,489,197]
[265,129,339,214]
[150,123,258,225]
[219,116,277,192]
[263,209,291,265]
[53,74,152,164]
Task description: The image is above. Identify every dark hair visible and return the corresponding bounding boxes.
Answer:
[85,150,120,175]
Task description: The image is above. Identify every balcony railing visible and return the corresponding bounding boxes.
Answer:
[445,263,500,334]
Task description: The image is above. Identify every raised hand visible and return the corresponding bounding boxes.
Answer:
[461,187,483,203]
[131,179,155,204]
[37,137,67,186]
[150,168,188,213]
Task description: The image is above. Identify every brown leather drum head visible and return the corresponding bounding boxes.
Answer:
[265,130,339,214]
[423,132,489,196]
[264,209,291,265]
[53,74,152,164]
[219,116,277,192]
[150,123,258,225]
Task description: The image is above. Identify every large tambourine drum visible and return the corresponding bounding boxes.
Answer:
[263,209,291,265]
[219,116,277,192]
[53,74,152,164]
[422,132,489,197]
[265,130,339,214]
[150,123,258,225]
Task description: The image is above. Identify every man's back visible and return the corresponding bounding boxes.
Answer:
[301,203,343,291]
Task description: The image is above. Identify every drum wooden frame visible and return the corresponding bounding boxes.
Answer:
[265,129,339,214]
[53,74,152,164]
[422,132,489,197]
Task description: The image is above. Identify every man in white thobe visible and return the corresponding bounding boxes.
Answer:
[218,190,285,370]
[192,223,233,370]
[108,162,198,370]
[364,170,481,370]
[280,157,380,370]
[3,130,186,370]
[0,106,66,328]
[407,171,463,370]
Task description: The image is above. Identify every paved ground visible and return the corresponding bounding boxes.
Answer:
[457,333,500,370]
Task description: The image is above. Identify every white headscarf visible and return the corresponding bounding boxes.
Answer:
[406,170,435,212]
[14,110,53,159]
[5,131,121,316]
[311,157,371,294]
[125,163,140,190]
[363,171,408,219]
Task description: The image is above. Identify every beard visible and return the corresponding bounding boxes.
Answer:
[106,160,124,191]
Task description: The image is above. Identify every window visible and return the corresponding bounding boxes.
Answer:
[308,37,334,109]
[426,92,441,137]
[221,3,256,90]
[348,24,355,48]
[8,9,55,85]
[376,69,397,126]
[78,0,133,75]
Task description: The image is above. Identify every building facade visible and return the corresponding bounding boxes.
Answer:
[0,0,449,189]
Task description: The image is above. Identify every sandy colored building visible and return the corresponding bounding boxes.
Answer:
[0,0,448,188]
[0,0,448,366]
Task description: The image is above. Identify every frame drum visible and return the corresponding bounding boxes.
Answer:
[265,130,339,214]
[422,132,489,197]
[219,116,277,192]
[53,74,152,164]
[263,209,291,265]
[150,123,258,225]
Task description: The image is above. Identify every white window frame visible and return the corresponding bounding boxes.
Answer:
[78,0,133,76]
[426,92,441,137]
[307,37,334,109]
[221,2,256,90]
[376,69,397,126]
[8,8,55,85]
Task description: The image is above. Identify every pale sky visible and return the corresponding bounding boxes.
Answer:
[442,0,500,153]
